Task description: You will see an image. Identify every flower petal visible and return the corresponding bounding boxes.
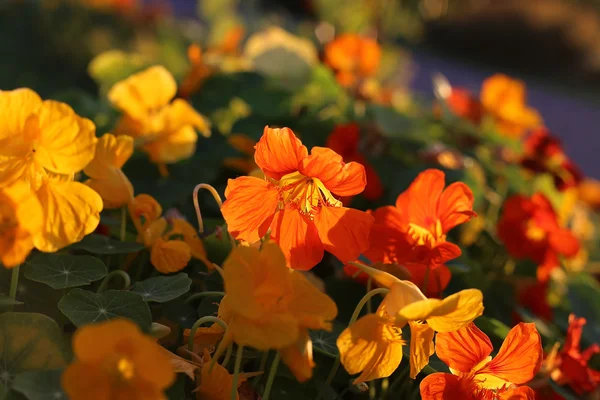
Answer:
[438,182,476,233]
[287,269,338,330]
[548,229,580,258]
[298,147,366,196]
[404,265,452,298]
[0,88,43,141]
[337,314,404,384]
[85,169,134,209]
[279,330,315,383]
[419,373,470,400]
[476,322,542,387]
[34,180,102,252]
[254,126,307,180]
[162,99,211,137]
[84,134,134,179]
[379,281,428,321]
[435,322,493,374]
[221,176,278,244]
[150,239,192,274]
[499,386,536,400]
[395,169,445,228]
[313,206,373,263]
[425,289,484,332]
[142,125,198,164]
[363,206,411,264]
[345,262,407,291]
[62,363,111,400]
[409,321,435,378]
[228,311,300,350]
[268,207,324,270]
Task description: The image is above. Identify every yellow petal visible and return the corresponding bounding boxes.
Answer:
[85,169,133,209]
[379,281,428,325]
[35,100,97,175]
[347,262,403,289]
[426,289,484,333]
[169,218,211,268]
[279,330,315,383]
[162,99,211,137]
[84,133,134,179]
[337,314,404,384]
[33,180,103,252]
[408,321,435,378]
[150,238,192,274]
[0,88,42,139]
[287,269,338,331]
[228,311,300,350]
[128,194,163,233]
[143,126,198,164]
[108,66,177,120]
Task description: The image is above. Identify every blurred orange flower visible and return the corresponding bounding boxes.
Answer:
[194,349,258,400]
[497,193,580,281]
[217,242,337,381]
[364,169,475,294]
[325,123,383,203]
[221,126,374,270]
[324,34,381,88]
[481,74,542,138]
[337,263,483,382]
[128,194,211,273]
[420,322,542,399]
[0,182,43,267]
[578,178,600,210]
[445,87,483,125]
[108,66,211,171]
[62,319,175,400]
[85,133,134,209]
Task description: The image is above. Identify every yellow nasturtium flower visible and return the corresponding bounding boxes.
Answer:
[337,263,484,383]
[85,133,134,209]
[0,88,103,252]
[0,182,43,267]
[108,66,211,168]
[217,242,338,382]
[128,194,211,273]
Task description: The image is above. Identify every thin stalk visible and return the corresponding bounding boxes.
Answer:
[120,206,127,242]
[230,345,244,400]
[262,352,281,400]
[8,265,20,311]
[252,351,269,385]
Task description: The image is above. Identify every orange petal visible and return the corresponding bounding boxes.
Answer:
[499,386,536,400]
[221,176,279,244]
[395,170,445,226]
[150,239,192,273]
[419,373,471,400]
[435,322,493,374]
[287,269,338,330]
[61,363,112,400]
[404,265,451,298]
[325,124,360,157]
[228,312,299,350]
[253,126,307,180]
[438,182,476,233]
[548,229,580,258]
[313,206,373,263]
[408,321,435,378]
[363,206,410,264]
[476,322,543,386]
[298,147,366,196]
[268,207,324,270]
[279,330,315,383]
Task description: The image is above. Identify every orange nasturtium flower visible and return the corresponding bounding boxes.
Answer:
[220,126,374,270]
[497,193,580,281]
[480,74,542,138]
[195,349,259,400]
[420,322,543,399]
[217,242,337,382]
[62,319,175,400]
[364,169,475,294]
[337,263,484,382]
[128,194,210,273]
[85,133,134,209]
[324,34,381,88]
[0,182,43,267]
[108,66,211,171]
[0,88,102,252]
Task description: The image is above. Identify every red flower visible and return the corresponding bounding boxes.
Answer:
[326,123,384,204]
[517,281,554,322]
[446,88,483,124]
[521,128,583,191]
[497,193,580,281]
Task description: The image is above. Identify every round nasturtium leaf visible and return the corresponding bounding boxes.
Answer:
[11,369,67,400]
[24,254,107,290]
[0,313,70,398]
[131,273,192,303]
[69,234,145,255]
[58,289,152,332]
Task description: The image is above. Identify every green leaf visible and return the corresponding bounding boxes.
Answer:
[310,321,345,358]
[69,234,144,255]
[567,273,600,344]
[369,104,414,138]
[11,370,66,400]
[24,254,107,290]
[0,313,70,398]
[0,296,22,307]
[475,316,511,341]
[131,273,192,303]
[58,289,152,332]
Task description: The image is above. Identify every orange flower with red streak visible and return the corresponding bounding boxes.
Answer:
[364,169,475,295]
[324,34,381,88]
[326,123,383,203]
[497,193,580,281]
[420,322,543,399]
[549,314,600,395]
[221,126,374,270]
[521,128,583,191]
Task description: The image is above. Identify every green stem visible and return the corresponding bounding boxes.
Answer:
[230,345,244,400]
[317,287,390,400]
[188,316,232,367]
[120,206,127,242]
[252,350,269,385]
[184,291,225,305]
[96,270,131,293]
[366,277,373,314]
[262,352,281,400]
[9,265,20,311]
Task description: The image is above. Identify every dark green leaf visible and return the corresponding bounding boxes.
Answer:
[475,316,510,340]
[58,289,152,332]
[24,254,107,289]
[567,273,600,344]
[70,234,144,255]
[131,273,192,303]
[11,370,66,400]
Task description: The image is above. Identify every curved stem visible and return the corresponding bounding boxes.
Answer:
[188,316,232,367]
[193,183,223,234]
[230,345,244,400]
[212,264,225,280]
[96,270,131,293]
[318,287,390,400]
[185,291,225,305]
[366,277,373,314]
[262,352,281,400]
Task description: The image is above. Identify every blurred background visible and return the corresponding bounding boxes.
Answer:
[2,0,599,176]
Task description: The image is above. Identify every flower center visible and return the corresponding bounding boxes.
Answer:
[525,219,546,242]
[278,172,341,217]
[117,357,135,381]
[407,220,445,247]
